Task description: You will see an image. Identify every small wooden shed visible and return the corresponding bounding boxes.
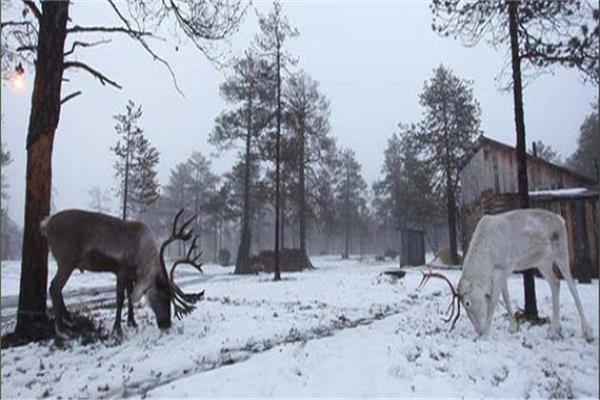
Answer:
[459,136,598,280]
[399,228,425,267]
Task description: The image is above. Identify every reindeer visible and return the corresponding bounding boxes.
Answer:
[419,209,594,342]
[41,209,204,339]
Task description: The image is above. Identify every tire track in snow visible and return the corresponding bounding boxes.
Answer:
[102,295,426,398]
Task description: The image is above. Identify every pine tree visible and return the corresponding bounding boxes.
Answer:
[413,65,480,265]
[0,142,19,261]
[112,100,160,220]
[567,103,599,178]
[314,159,338,254]
[1,142,11,212]
[373,126,439,235]
[87,186,112,214]
[333,148,367,259]
[255,0,298,280]
[284,70,332,265]
[186,151,218,254]
[530,140,563,165]
[211,49,273,274]
[162,162,193,257]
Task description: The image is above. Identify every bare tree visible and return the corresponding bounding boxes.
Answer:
[1,0,246,341]
[431,0,599,321]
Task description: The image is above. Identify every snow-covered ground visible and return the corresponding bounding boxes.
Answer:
[1,256,598,398]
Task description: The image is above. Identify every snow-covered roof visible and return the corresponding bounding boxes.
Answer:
[530,187,588,196]
[529,187,598,199]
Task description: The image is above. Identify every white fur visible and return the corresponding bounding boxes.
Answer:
[458,209,594,342]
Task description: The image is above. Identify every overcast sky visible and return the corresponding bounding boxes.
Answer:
[1,1,597,226]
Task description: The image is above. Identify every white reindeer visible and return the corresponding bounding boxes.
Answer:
[420,209,594,342]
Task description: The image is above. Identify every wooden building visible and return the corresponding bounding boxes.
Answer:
[459,136,598,280]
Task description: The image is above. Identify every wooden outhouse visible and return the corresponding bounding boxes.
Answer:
[459,136,598,280]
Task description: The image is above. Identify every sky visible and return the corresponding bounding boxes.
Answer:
[1,1,597,226]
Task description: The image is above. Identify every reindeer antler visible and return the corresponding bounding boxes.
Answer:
[170,236,204,279]
[418,269,462,331]
[159,209,205,320]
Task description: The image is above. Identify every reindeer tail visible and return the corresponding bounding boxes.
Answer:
[40,215,52,237]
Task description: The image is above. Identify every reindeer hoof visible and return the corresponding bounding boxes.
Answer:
[508,320,519,333]
[548,328,562,341]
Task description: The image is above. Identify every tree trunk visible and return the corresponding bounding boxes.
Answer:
[15,1,69,338]
[442,94,459,266]
[194,183,202,256]
[509,0,538,318]
[122,135,130,221]
[214,218,219,263]
[280,188,285,250]
[446,175,459,265]
[273,41,282,281]
[235,92,253,274]
[298,118,312,269]
[342,191,350,259]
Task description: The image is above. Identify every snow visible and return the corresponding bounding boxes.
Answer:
[529,187,591,197]
[1,256,598,398]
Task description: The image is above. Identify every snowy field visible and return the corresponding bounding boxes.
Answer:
[1,256,598,398]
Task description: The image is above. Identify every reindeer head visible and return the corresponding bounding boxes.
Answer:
[419,271,493,335]
[149,209,205,330]
[456,278,495,336]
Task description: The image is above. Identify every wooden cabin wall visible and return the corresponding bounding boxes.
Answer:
[460,142,593,209]
[459,147,486,205]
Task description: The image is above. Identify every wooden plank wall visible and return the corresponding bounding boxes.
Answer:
[460,142,591,208]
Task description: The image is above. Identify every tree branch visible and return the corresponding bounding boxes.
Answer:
[1,20,34,29]
[16,45,36,52]
[63,61,122,89]
[64,39,111,57]
[22,0,42,21]
[61,90,82,105]
[66,25,150,37]
[106,0,184,96]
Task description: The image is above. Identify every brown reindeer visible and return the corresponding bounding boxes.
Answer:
[41,209,204,338]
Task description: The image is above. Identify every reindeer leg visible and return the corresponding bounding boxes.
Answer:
[538,263,562,339]
[126,280,137,328]
[502,281,518,333]
[50,265,74,340]
[554,257,594,342]
[113,275,125,337]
